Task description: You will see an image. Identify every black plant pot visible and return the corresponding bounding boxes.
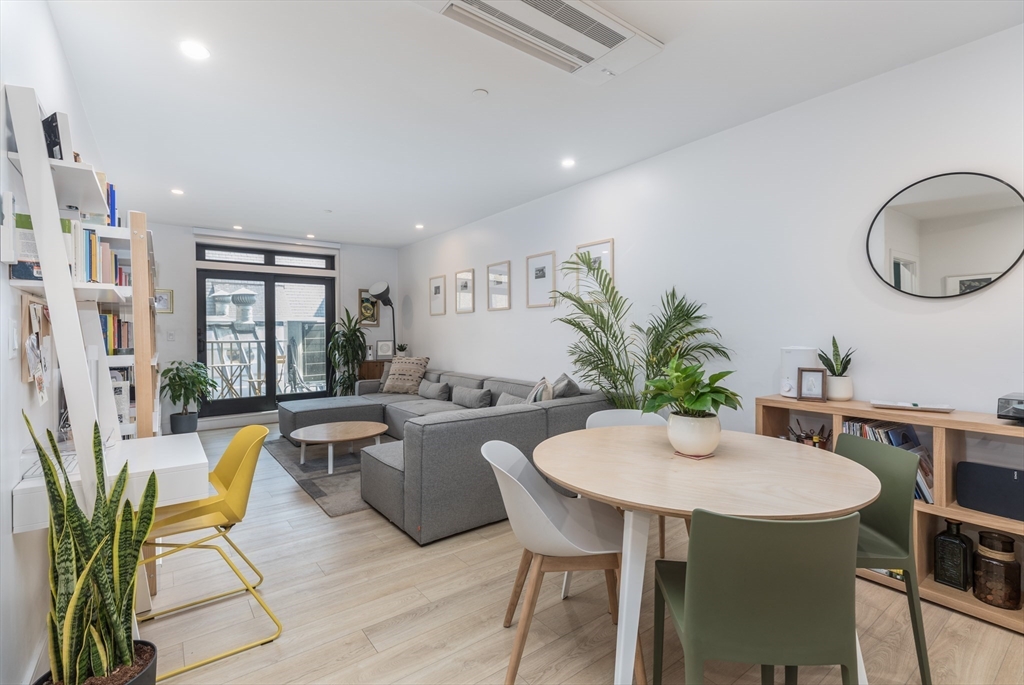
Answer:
[170,411,199,434]
[33,640,157,685]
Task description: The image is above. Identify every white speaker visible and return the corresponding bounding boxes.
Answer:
[781,347,820,397]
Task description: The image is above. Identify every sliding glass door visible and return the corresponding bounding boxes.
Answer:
[197,270,335,416]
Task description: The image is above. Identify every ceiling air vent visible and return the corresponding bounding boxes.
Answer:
[417,0,662,84]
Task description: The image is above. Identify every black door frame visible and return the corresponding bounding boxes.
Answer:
[197,269,336,417]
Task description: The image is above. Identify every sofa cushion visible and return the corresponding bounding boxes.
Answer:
[418,380,450,401]
[363,440,405,472]
[424,369,447,383]
[360,392,420,405]
[361,441,406,526]
[483,377,536,405]
[385,399,459,439]
[496,392,526,407]
[552,373,581,399]
[439,372,487,390]
[277,396,383,446]
[526,377,554,403]
[383,356,430,394]
[453,386,491,408]
[379,362,392,387]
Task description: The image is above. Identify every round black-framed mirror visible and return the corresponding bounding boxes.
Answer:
[866,172,1024,298]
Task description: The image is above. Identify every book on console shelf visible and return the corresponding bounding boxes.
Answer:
[842,420,934,503]
[7,213,73,280]
[42,111,73,161]
[99,309,134,355]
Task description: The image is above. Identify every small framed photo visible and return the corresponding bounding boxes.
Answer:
[943,273,1000,296]
[576,238,614,295]
[797,368,827,402]
[429,275,446,316]
[455,269,475,314]
[154,289,174,314]
[376,339,394,359]
[487,261,511,311]
[358,288,380,327]
[526,251,556,308]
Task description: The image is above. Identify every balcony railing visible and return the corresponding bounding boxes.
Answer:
[206,339,326,400]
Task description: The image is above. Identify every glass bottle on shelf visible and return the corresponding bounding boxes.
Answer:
[973,531,1021,610]
[934,519,973,591]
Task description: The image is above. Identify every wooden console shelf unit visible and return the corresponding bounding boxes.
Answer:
[756,394,1024,634]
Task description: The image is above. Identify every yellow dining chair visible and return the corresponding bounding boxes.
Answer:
[139,425,280,681]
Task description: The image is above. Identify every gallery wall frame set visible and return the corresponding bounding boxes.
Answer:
[358,288,380,327]
[429,275,446,316]
[575,238,614,294]
[455,268,474,313]
[526,251,556,308]
[487,261,511,311]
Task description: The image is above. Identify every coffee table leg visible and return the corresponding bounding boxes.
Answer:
[300,442,306,465]
[615,509,651,685]
[374,436,381,446]
[328,443,334,475]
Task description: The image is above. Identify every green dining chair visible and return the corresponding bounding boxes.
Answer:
[653,509,862,685]
[834,433,932,685]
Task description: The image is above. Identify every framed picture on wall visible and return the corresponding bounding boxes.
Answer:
[576,239,614,288]
[429,275,446,316]
[526,251,556,308]
[358,288,380,326]
[455,268,475,314]
[487,261,511,311]
[154,289,174,314]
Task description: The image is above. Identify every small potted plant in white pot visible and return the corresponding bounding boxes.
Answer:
[396,343,408,357]
[160,360,218,434]
[643,356,742,458]
[818,336,855,401]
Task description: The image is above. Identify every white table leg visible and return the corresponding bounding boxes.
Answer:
[856,632,869,685]
[561,571,573,599]
[615,509,651,685]
[300,441,306,465]
[328,443,334,475]
[375,435,381,446]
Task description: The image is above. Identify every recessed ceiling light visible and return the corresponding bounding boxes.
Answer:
[171,188,184,195]
[180,40,210,60]
[233,225,242,230]
[415,224,424,229]
[472,89,489,99]
[306,234,315,238]
[561,158,575,168]
[324,209,333,214]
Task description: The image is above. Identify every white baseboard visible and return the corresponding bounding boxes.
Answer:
[194,410,278,432]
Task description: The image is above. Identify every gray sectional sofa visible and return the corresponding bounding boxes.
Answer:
[277,369,611,544]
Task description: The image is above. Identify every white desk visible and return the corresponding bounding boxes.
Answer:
[12,433,210,533]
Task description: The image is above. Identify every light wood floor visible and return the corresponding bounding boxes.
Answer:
[146,426,1023,685]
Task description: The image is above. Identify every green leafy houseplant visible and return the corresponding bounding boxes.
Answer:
[643,357,743,418]
[554,252,730,409]
[328,308,367,396]
[818,336,855,377]
[159,360,218,415]
[25,413,157,685]
[396,344,408,353]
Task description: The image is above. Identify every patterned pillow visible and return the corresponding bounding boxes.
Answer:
[418,380,450,401]
[496,392,526,407]
[552,373,580,399]
[526,377,553,403]
[382,356,430,394]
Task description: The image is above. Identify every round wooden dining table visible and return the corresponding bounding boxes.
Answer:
[533,426,882,685]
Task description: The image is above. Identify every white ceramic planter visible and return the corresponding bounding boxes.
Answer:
[668,414,721,458]
[827,375,854,401]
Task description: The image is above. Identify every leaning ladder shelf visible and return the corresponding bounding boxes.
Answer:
[756,395,1024,633]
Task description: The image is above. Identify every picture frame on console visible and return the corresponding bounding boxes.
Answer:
[358,288,380,327]
[455,268,475,313]
[797,368,827,402]
[376,339,394,359]
[429,275,446,316]
[487,261,511,311]
[526,251,555,308]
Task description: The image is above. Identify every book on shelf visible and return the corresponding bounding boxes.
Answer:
[42,111,73,161]
[7,213,73,280]
[842,419,934,504]
[99,309,134,355]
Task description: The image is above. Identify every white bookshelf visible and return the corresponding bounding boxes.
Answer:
[7,151,108,214]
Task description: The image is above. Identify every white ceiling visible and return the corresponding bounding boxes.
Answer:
[46,0,1023,247]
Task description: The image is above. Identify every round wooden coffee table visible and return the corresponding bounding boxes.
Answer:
[290,421,388,475]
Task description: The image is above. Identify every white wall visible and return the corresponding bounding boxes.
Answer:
[396,25,1024,429]
[0,2,105,682]
[919,206,1024,295]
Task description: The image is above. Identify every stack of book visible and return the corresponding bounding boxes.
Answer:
[99,310,134,355]
[8,214,131,286]
[842,420,934,504]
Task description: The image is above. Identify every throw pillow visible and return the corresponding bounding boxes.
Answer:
[453,386,492,409]
[496,392,526,407]
[382,356,430,394]
[379,362,392,388]
[552,373,581,399]
[526,377,553,403]
[418,380,450,401]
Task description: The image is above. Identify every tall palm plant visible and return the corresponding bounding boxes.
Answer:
[554,252,730,409]
[327,308,367,396]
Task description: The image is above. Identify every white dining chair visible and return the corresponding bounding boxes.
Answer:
[481,440,647,685]
[560,409,670,600]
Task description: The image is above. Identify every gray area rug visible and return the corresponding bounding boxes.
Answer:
[263,436,390,517]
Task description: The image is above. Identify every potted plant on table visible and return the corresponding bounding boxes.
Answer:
[25,413,159,685]
[328,308,367,396]
[396,343,408,357]
[642,356,742,458]
[160,360,218,434]
[818,336,855,401]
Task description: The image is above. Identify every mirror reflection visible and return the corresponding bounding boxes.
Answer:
[867,173,1024,297]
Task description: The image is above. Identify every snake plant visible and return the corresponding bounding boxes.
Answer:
[25,413,157,685]
[818,336,855,377]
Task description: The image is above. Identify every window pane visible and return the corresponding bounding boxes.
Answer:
[204,249,265,264]
[276,282,328,394]
[276,254,327,269]
[203,279,268,399]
